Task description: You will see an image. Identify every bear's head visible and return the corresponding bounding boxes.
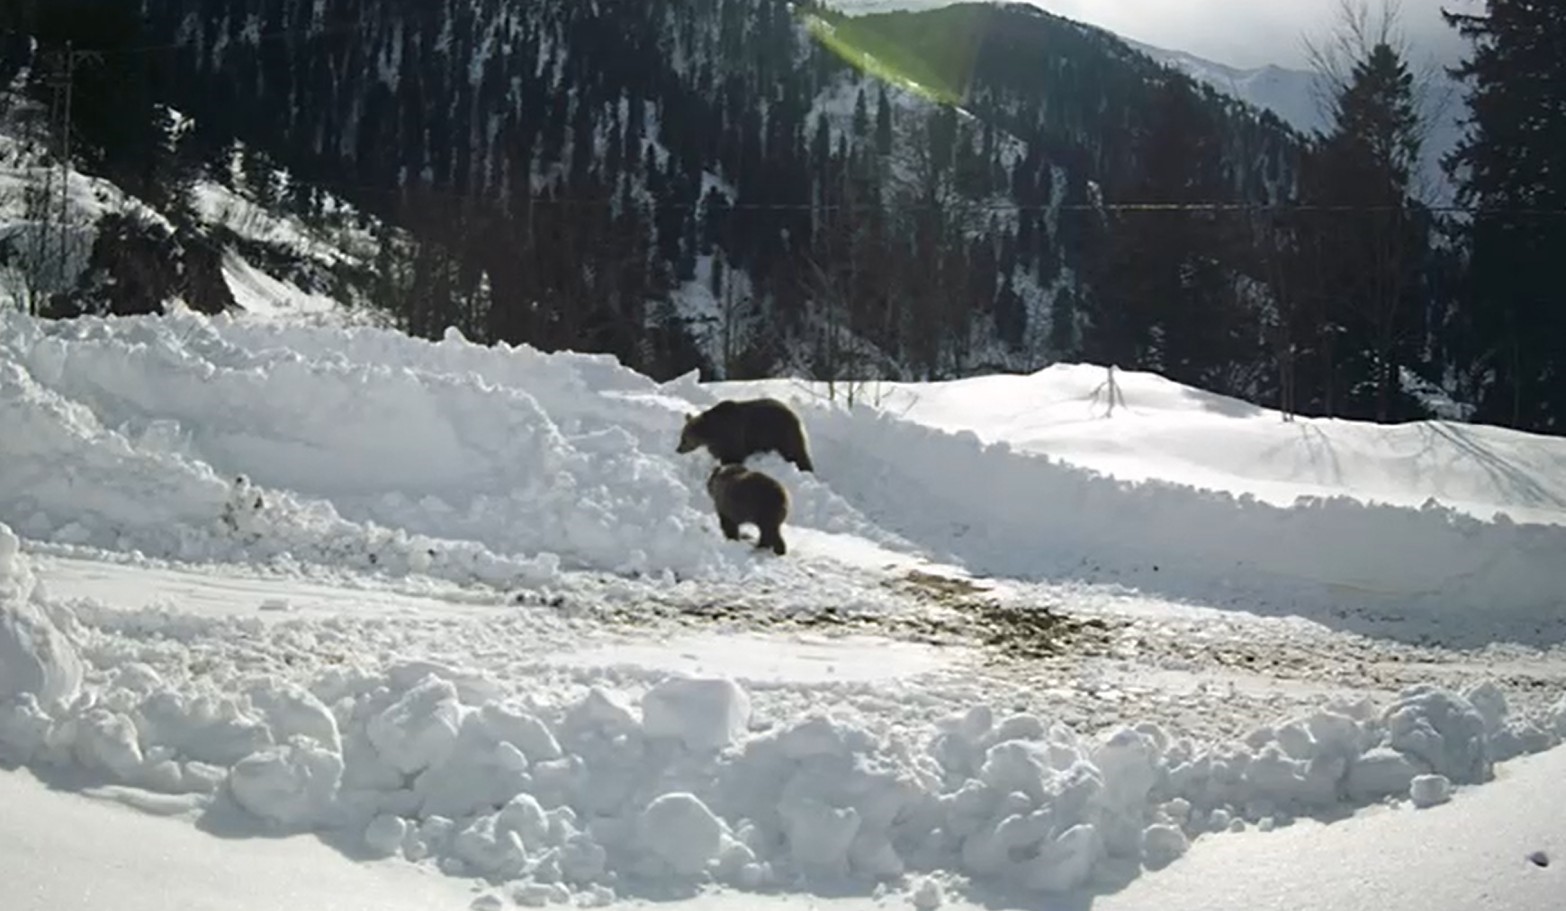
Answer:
[676,412,705,454]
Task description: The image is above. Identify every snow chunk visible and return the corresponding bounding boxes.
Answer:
[1384,686,1491,784]
[0,694,52,764]
[778,714,858,759]
[780,797,861,876]
[1346,747,1422,801]
[638,792,725,877]
[641,676,751,752]
[366,676,464,776]
[910,876,945,910]
[1025,823,1101,893]
[1409,774,1452,809]
[0,524,29,599]
[136,691,273,766]
[1141,822,1189,869]
[495,793,551,847]
[474,703,561,761]
[228,738,345,829]
[450,814,528,878]
[414,711,532,820]
[73,708,144,781]
[563,688,639,737]
[0,531,83,712]
[246,679,341,753]
[364,813,409,858]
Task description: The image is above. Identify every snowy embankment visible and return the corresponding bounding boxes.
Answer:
[6,310,1566,636]
[3,310,1566,906]
[4,527,1566,906]
[714,373,1566,633]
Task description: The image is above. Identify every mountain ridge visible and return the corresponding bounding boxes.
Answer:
[101,0,1303,384]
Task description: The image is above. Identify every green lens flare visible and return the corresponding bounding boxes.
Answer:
[800,6,991,108]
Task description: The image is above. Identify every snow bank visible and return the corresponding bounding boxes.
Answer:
[0,348,562,591]
[784,398,1566,630]
[0,311,893,589]
[237,676,1566,897]
[5,533,1563,905]
[5,310,1563,633]
[0,523,86,762]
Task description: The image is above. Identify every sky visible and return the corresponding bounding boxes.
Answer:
[833,0,1487,71]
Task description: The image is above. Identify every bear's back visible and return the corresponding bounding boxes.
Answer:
[732,398,798,446]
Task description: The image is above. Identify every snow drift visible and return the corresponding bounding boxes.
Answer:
[787,399,1566,631]
[3,309,1565,637]
[0,311,903,594]
[4,310,1566,904]
[3,531,1565,904]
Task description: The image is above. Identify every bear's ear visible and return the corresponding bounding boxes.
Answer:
[684,412,696,423]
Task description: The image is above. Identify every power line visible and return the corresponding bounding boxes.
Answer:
[2,19,373,58]
[249,173,1566,218]
[10,19,1560,222]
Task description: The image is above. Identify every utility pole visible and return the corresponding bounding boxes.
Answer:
[54,40,74,293]
[27,48,63,316]
[36,40,97,305]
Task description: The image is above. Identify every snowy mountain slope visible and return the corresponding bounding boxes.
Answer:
[0,92,386,327]
[1126,39,1463,205]
[0,124,170,307]
[1124,42,1330,138]
[826,1,1461,203]
[3,311,1566,910]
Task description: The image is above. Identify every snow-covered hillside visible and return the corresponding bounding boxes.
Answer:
[1126,39,1463,205]
[0,92,389,327]
[1125,41,1330,137]
[826,0,1463,204]
[3,308,1566,910]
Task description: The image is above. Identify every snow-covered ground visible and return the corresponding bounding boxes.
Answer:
[3,309,1566,911]
[715,368,1566,527]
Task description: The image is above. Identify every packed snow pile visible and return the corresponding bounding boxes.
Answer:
[4,310,1566,631]
[1,531,1563,902]
[0,525,84,721]
[717,369,1566,526]
[0,310,883,591]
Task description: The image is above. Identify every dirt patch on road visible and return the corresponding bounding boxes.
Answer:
[878,570,1118,662]
[567,568,1121,666]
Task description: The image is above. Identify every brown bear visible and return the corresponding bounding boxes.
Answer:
[676,397,815,472]
[706,464,790,555]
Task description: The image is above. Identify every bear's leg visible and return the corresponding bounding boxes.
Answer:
[757,523,787,556]
[718,515,742,540]
[782,437,814,472]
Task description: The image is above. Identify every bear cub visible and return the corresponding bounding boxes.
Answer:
[677,398,814,473]
[706,464,790,556]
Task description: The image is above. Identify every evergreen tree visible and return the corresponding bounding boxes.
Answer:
[1302,41,1429,422]
[875,85,894,157]
[107,0,1308,390]
[1444,0,1566,432]
[1086,75,1245,391]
